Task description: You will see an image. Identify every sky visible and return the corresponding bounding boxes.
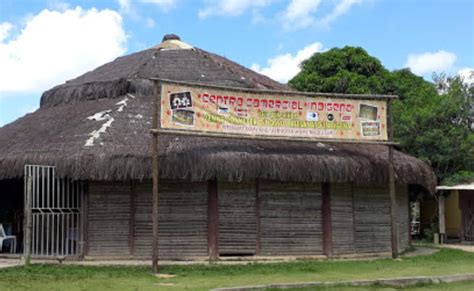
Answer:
[0,0,473,126]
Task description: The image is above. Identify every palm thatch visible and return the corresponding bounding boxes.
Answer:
[0,36,436,193]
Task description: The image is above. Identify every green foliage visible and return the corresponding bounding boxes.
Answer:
[442,171,474,186]
[289,47,474,183]
[289,46,391,94]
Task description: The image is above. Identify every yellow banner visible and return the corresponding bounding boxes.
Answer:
[160,83,388,141]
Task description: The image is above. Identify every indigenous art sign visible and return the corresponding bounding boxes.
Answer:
[160,82,389,141]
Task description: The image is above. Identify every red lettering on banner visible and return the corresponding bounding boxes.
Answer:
[275,100,281,108]
[269,99,275,108]
[202,93,209,103]
[253,99,259,107]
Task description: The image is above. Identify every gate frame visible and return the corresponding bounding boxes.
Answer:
[23,165,84,262]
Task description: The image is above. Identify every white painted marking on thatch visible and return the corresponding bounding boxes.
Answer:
[84,94,136,147]
[84,117,115,147]
[116,97,128,112]
[87,110,112,121]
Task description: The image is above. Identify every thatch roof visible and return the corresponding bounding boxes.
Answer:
[0,35,436,193]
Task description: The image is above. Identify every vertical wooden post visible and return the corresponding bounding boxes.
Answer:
[438,194,446,244]
[322,183,332,258]
[24,175,32,266]
[82,183,89,258]
[129,181,136,256]
[151,86,160,273]
[207,179,219,260]
[388,146,398,258]
[387,99,399,258]
[255,179,261,256]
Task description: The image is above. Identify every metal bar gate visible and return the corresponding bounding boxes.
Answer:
[24,165,84,257]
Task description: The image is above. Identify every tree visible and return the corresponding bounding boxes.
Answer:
[289,47,473,183]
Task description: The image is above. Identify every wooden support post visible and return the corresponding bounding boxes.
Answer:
[207,179,219,260]
[82,184,89,258]
[151,88,160,273]
[24,175,32,266]
[129,181,136,256]
[388,145,399,258]
[322,183,332,258]
[255,179,261,256]
[387,99,399,259]
[438,194,446,244]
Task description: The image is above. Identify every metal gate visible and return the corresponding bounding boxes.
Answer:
[24,165,84,257]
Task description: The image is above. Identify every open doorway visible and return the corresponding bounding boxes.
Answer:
[0,178,24,254]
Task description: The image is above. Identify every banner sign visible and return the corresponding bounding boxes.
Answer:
[160,83,389,141]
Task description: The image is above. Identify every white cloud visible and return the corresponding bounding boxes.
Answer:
[458,68,474,86]
[140,0,178,11]
[0,22,13,42]
[145,17,156,28]
[198,0,272,19]
[0,7,126,94]
[282,0,321,30]
[251,42,323,83]
[405,50,457,76]
[318,0,363,28]
[47,0,70,11]
[117,0,131,12]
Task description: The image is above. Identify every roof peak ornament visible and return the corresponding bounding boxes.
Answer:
[154,33,193,51]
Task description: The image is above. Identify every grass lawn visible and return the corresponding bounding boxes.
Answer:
[0,248,473,290]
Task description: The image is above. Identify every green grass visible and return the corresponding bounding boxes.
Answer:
[267,281,474,291]
[0,248,473,290]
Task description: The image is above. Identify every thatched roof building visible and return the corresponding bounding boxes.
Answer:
[0,35,435,260]
[0,35,434,192]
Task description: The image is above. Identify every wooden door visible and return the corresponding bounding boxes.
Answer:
[460,191,474,242]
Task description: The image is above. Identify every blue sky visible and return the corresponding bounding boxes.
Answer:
[0,0,473,126]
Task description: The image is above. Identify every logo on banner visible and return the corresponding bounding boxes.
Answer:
[169,91,195,126]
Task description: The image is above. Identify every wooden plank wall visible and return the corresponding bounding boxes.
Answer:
[396,185,409,252]
[331,184,355,255]
[259,181,323,256]
[87,182,131,257]
[87,180,410,258]
[87,181,208,259]
[218,182,257,255]
[133,181,208,259]
[331,184,410,255]
[353,185,392,253]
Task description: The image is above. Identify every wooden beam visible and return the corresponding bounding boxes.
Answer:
[150,128,399,146]
[207,179,219,260]
[388,145,399,258]
[387,99,399,259]
[82,183,89,258]
[149,77,399,100]
[255,179,261,256]
[322,183,333,258]
[129,181,136,256]
[151,88,160,273]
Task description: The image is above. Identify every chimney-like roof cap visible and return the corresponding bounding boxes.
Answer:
[162,34,181,42]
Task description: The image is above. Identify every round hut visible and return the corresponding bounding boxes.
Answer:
[0,35,435,259]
